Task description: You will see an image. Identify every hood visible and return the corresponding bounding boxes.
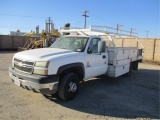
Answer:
[14,48,80,61]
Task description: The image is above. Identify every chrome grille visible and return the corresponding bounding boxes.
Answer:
[14,58,34,73]
[14,58,34,66]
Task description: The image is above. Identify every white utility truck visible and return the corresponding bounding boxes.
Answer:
[9,25,144,101]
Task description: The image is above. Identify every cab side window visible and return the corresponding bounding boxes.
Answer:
[89,38,101,53]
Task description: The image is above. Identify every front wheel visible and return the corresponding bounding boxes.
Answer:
[58,73,79,101]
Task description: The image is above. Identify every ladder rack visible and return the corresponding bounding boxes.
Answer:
[59,25,138,38]
[59,25,144,49]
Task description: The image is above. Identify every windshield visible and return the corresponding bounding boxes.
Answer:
[50,36,88,52]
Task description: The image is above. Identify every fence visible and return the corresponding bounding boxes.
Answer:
[0,35,40,50]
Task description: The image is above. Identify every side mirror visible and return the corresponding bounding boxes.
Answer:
[87,48,92,54]
[98,41,106,53]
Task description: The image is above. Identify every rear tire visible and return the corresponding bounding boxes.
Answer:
[58,73,79,101]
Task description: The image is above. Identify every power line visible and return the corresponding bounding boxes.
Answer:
[53,18,83,24]
[0,13,47,18]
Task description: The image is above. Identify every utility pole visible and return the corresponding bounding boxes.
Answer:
[117,24,123,34]
[130,28,136,36]
[82,10,89,28]
[145,31,149,38]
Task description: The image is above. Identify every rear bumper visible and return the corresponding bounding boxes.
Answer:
[9,66,59,94]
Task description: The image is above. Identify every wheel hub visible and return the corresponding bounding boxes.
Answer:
[69,82,77,92]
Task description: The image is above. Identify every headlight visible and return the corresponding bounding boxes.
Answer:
[35,61,49,68]
[33,68,48,75]
[33,61,49,75]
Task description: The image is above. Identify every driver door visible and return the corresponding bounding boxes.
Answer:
[85,38,108,79]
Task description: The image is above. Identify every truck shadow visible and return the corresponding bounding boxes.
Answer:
[44,69,159,119]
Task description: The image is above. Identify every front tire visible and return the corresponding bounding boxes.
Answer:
[58,73,79,101]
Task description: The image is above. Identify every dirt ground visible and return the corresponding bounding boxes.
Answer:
[0,51,159,120]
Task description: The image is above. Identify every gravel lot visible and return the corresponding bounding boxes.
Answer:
[0,51,159,120]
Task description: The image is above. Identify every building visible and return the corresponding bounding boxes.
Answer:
[10,30,26,36]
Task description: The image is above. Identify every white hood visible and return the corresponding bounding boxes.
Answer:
[14,48,80,61]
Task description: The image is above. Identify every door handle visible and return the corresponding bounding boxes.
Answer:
[102,55,106,59]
